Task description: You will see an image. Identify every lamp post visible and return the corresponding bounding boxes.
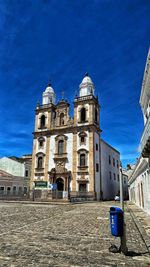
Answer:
[120,162,128,255]
[32,182,35,201]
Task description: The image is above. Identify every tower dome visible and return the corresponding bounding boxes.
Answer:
[79,73,94,97]
[45,84,54,94]
[42,83,56,105]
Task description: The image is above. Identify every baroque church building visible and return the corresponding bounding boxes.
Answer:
[30,74,120,201]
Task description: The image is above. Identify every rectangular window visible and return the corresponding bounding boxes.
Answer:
[18,187,22,195]
[81,136,85,143]
[117,160,119,168]
[80,154,86,166]
[24,187,27,194]
[113,158,115,167]
[109,171,112,179]
[118,174,119,182]
[114,173,116,180]
[7,187,11,195]
[25,170,28,177]
[58,140,64,155]
[13,186,16,195]
[79,183,87,192]
[96,144,98,151]
[109,155,111,165]
[96,163,99,172]
[0,187,4,195]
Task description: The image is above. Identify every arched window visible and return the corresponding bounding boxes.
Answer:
[80,108,86,122]
[40,115,45,128]
[38,156,43,168]
[60,113,64,126]
[58,140,64,154]
[80,153,86,166]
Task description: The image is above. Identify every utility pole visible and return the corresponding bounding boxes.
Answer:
[120,162,128,255]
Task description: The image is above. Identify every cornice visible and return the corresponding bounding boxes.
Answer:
[74,95,100,108]
[33,124,101,138]
[128,158,148,184]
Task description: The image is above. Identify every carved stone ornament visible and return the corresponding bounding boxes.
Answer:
[55,160,65,173]
[57,108,67,116]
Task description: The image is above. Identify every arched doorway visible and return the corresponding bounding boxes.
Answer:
[56,178,64,198]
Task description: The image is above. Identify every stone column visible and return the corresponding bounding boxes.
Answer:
[45,136,50,182]
[89,130,95,193]
[72,133,77,192]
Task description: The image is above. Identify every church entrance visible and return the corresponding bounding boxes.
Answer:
[55,178,64,199]
[56,178,64,191]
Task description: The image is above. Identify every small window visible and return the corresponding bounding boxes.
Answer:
[124,178,126,184]
[114,173,116,180]
[96,163,99,172]
[24,187,27,194]
[13,186,16,195]
[7,187,11,195]
[0,187,4,195]
[60,113,64,126]
[80,108,86,122]
[113,158,115,167]
[39,140,43,147]
[109,155,111,165]
[81,136,85,144]
[58,140,64,154]
[117,160,119,168]
[25,170,28,177]
[79,183,87,192]
[96,144,98,151]
[37,156,43,168]
[109,172,112,180]
[40,115,45,128]
[118,174,119,182]
[80,154,86,166]
[18,187,22,195]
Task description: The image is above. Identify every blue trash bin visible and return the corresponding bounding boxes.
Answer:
[110,206,124,237]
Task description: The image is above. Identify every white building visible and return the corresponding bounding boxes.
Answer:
[100,140,120,200]
[128,48,150,214]
[0,157,24,177]
[0,155,32,195]
[122,169,129,200]
[30,73,121,201]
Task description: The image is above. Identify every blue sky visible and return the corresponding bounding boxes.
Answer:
[0,0,150,167]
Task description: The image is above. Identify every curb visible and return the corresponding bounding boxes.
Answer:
[127,204,150,254]
[0,200,70,205]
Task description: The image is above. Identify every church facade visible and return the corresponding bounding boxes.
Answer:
[30,74,120,201]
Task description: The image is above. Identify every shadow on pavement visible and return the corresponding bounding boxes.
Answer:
[126,250,150,257]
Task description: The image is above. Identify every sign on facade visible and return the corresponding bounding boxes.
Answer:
[34,181,48,189]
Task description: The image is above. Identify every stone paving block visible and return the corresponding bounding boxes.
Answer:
[0,202,149,266]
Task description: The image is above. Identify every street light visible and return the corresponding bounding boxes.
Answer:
[119,162,128,255]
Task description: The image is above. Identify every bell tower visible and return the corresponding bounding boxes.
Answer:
[74,73,100,127]
[72,73,101,200]
[30,83,56,192]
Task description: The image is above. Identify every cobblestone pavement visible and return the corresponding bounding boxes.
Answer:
[0,201,149,267]
[127,202,150,239]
